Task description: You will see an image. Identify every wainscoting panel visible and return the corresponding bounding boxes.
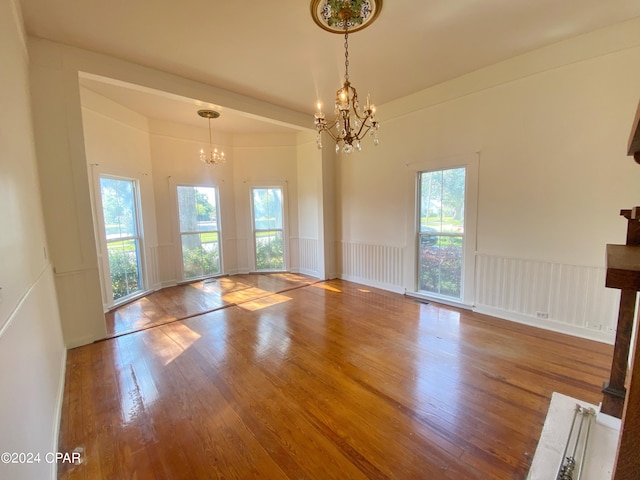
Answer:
[145,244,161,291]
[55,267,107,347]
[298,237,319,277]
[475,254,619,343]
[155,244,177,287]
[338,242,404,293]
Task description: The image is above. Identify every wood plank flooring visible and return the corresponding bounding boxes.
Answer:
[59,276,613,479]
[105,273,317,337]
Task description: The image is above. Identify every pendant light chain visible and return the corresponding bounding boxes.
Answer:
[344,29,350,83]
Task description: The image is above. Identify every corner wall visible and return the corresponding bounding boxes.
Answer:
[27,36,310,346]
[0,1,66,478]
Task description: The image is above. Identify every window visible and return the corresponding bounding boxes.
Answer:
[99,176,144,303]
[177,185,222,280]
[418,167,466,299]
[251,187,285,271]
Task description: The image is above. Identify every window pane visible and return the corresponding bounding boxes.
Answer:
[418,167,466,300]
[107,239,141,300]
[420,168,465,234]
[99,175,144,303]
[418,235,462,298]
[177,185,221,280]
[181,232,221,279]
[255,230,284,270]
[100,178,137,238]
[253,188,283,230]
[177,186,218,233]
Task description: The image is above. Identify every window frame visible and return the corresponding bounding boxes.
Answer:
[96,174,146,307]
[250,185,288,272]
[417,167,466,300]
[175,183,224,282]
[404,153,478,308]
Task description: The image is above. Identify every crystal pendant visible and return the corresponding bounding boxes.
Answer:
[355,140,361,152]
[342,143,354,155]
[316,133,323,149]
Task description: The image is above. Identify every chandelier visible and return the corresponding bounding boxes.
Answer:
[311,0,382,154]
[198,109,225,166]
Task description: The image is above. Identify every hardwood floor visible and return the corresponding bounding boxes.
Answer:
[105,273,318,337]
[59,276,612,479]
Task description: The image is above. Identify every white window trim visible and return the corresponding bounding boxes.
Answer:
[404,153,479,308]
[90,169,148,310]
[171,181,224,283]
[248,183,289,273]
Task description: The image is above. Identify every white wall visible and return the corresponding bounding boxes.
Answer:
[232,134,300,273]
[336,19,640,342]
[149,122,302,281]
[149,118,235,282]
[80,88,161,307]
[0,0,66,479]
[297,133,323,277]
[29,44,106,347]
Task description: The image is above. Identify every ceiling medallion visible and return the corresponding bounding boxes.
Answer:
[310,0,382,34]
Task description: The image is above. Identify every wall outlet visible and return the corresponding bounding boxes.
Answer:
[536,311,549,319]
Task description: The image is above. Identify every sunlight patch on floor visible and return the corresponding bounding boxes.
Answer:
[311,283,342,293]
[159,323,202,366]
[239,293,291,311]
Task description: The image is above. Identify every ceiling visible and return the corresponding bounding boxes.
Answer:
[20,0,640,135]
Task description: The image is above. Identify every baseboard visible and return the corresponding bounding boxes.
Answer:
[338,274,405,295]
[65,334,102,349]
[405,291,473,310]
[297,268,321,278]
[474,305,615,344]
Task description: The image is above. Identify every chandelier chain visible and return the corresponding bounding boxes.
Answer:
[343,29,350,82]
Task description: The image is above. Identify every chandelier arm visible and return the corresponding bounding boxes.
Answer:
[353,123,373,140]
[350,106,369,121]
[321,117,339,132]
[322,125,340,142]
